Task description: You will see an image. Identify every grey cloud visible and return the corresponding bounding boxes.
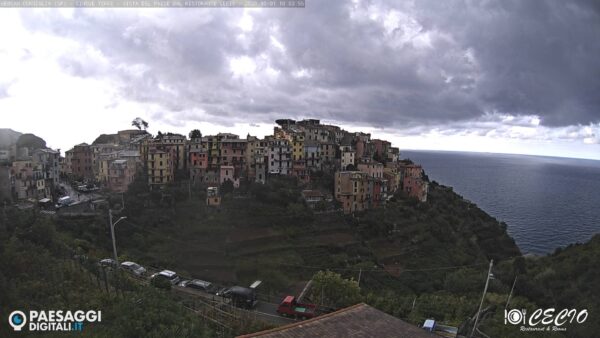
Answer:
[16,0,600,134]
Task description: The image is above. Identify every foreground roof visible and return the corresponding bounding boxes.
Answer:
[237,303,436,338]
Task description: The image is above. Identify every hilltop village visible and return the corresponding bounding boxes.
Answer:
[3,119,428,214]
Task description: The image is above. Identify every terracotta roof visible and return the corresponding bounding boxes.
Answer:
[237,303,437,338]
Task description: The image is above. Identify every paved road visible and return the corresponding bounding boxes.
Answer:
[135,267,298,327]
[59,181,103,203]
[173,285,297,326]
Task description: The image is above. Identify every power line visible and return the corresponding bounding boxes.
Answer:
[272,261,491,273]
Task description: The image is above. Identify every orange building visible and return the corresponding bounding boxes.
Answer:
[334,171,368,214]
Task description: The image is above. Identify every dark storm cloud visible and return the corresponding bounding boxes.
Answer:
[17,0,600,131]
[419,0,600,127]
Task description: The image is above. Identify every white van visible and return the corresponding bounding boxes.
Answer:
[56,196,73,208]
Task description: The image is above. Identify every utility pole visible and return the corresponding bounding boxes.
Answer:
[109,209,127,267]
[358,268,362,287]
[505,276,518,310]
[471,259,493,338]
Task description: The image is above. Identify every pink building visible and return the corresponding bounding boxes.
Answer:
[403,176,428,202]
[392,162,429,202]
[291,160,310,185]
[69,143,94,181]
[189,149,209,182]
[399,163,423,179]
[108,159,136,193]
[220,165,240,188]
[367,178,388,208]
[220,138,246,172]
[357,161,384,179]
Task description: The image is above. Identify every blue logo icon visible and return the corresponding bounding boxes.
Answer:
[12,314,23,324]
[8,311,27,331]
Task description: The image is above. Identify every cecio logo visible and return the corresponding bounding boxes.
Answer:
[8,311,27,331]
[506,309,524,324]
[505,308,588,327]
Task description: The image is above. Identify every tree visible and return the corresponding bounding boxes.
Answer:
[220,179,234,195]
[311,270,361,309]
[16,133,46,150]
[131,117,149,130]
[189,129,202,139]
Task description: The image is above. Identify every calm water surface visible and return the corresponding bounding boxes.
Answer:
[403,150,600,254]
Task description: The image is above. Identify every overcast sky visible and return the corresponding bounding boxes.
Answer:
[1,1,599,159]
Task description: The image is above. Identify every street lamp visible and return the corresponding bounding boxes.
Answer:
[109,209,127,267]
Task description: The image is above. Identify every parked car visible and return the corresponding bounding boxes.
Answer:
[178,279,218,293]
[120,261,146,276]
[276,296,317,319]
[55,196,73,208]
[150,270,181,285]
[219,286,258,309]
[99,258,117,268]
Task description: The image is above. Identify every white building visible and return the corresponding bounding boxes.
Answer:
[268,139,292,175]
[340,145,355,171]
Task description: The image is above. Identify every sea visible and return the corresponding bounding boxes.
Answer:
[402,150,600,255]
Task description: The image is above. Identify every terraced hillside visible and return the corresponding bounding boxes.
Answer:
[64,177,520,300]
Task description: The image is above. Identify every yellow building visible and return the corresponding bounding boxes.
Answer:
[160,134,187,171]
[292,134,305,161]
[147,149,173,188]
[334,171,368,214]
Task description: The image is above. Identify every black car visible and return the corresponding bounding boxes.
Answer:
[219,286,258,309]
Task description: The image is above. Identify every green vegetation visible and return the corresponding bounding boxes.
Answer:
[2,174,598,337]
[309,271,361,309]
[15,133,46,150]
[482,235,600,338]
[112,176,527,332]
[1,209,223,337]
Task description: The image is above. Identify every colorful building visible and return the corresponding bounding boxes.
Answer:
[398,163,428,202]
[268,139,292,175]
[357,161,384,179]
[147,149,173,188]
[220,165,240,188]
[334,171,368,214]
[304,140,321,172]
[108,159,136,193]
[206,186,221,207]
[291,160,310,184]
[340,145,355,171]
[68,143,94,181]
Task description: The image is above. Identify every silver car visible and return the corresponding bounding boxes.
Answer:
[120,261,146,276]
